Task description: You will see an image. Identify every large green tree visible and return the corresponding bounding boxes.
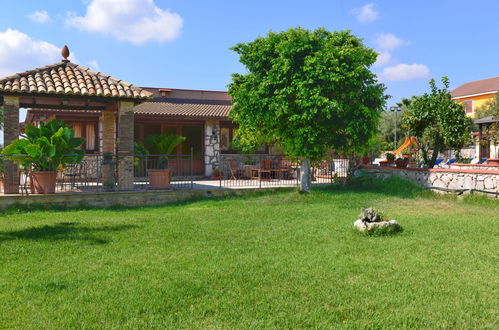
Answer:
[402,77,471,168]
[228,27,387,191]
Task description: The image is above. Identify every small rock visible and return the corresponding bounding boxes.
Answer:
[353,219,367,231]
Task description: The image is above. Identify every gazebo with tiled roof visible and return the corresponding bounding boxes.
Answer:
[0,46,153,193]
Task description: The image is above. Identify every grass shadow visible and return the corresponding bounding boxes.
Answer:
[0,222,140,245]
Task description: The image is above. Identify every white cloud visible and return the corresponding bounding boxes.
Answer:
[374,33,408,51]
[380,63,431,81]
[27,10,50,24]
[0,29,76,77]
[374,51,391,67]
[351,3,379,23]
[88,60,99,71]
[0,29,56,77]
[66,0,183,45]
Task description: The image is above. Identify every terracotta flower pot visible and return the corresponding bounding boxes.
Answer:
[487,158,499,165]
[148,169,171,190]
[395,160,409,168]
[30,171,57,194]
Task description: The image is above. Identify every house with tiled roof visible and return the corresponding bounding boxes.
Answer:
[451,77,499,160]
[24,87,242,176]
[451,77,499,118]
[0,45,247,177]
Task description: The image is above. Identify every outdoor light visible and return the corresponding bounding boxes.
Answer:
[210,125,218,144]
[389,106,401,148]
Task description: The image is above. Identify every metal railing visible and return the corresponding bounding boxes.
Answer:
[0,152,352,195]
[218,154,351,188]
[0,153,194,195]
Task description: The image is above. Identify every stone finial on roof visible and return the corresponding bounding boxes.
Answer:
[62,45,70,62]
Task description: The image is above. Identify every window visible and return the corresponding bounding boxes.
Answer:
[220,126,237,152]
[86,124,95,150]
[68,122,97,152]
[464,100,473,114]
[220,127,230,150]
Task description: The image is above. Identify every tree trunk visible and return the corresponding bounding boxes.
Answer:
[299,158,311,192]
[429,133,442,168]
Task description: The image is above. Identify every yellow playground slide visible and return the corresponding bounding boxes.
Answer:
[393,136,417,155]
[380,137,417,163]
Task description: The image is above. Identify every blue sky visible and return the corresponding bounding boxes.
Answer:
[1,0,499,111]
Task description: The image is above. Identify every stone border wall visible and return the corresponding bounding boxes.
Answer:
[450,163,499,171]
[362,165,499,196]
[0,188,270,211]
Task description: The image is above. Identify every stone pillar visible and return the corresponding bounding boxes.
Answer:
[117,101,134,190]
[3,96,20,194]
[204,120,220,176]
[100,111,116,187]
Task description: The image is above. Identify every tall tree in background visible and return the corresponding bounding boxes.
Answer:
[228,28,386,191]
[403,77,471,168]
[378,97,414,151]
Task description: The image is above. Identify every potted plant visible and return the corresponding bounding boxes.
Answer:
[211,167,222,179]
[2,120,84,194]
[385,152,395,164]
[143,134,185,189]
[395,157,409,168]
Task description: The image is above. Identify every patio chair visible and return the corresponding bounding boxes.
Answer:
[227,159,242,180]
[274,158,294,180]
[251,159,272,181]
[61,161,88,191]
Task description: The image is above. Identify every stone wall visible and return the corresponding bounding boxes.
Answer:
[204,120,220,176]
[0,188,257,211]
[362,165,499,196]
[450,163,499,171]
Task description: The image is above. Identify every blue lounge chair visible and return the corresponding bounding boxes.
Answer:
[445,158,456,165]
[423,158,444,169]
[434,158,444,166]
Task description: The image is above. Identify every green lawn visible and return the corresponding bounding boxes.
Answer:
[1,179,498,328]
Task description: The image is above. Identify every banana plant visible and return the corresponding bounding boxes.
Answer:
[2,120,85,171]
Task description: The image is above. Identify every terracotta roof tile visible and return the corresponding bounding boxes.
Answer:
[0,61,153,100]
[134,98,232,119]
[451,77,499,98]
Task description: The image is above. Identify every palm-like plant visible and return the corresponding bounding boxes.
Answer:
[142,135,185,169]
[2,120,85,171]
